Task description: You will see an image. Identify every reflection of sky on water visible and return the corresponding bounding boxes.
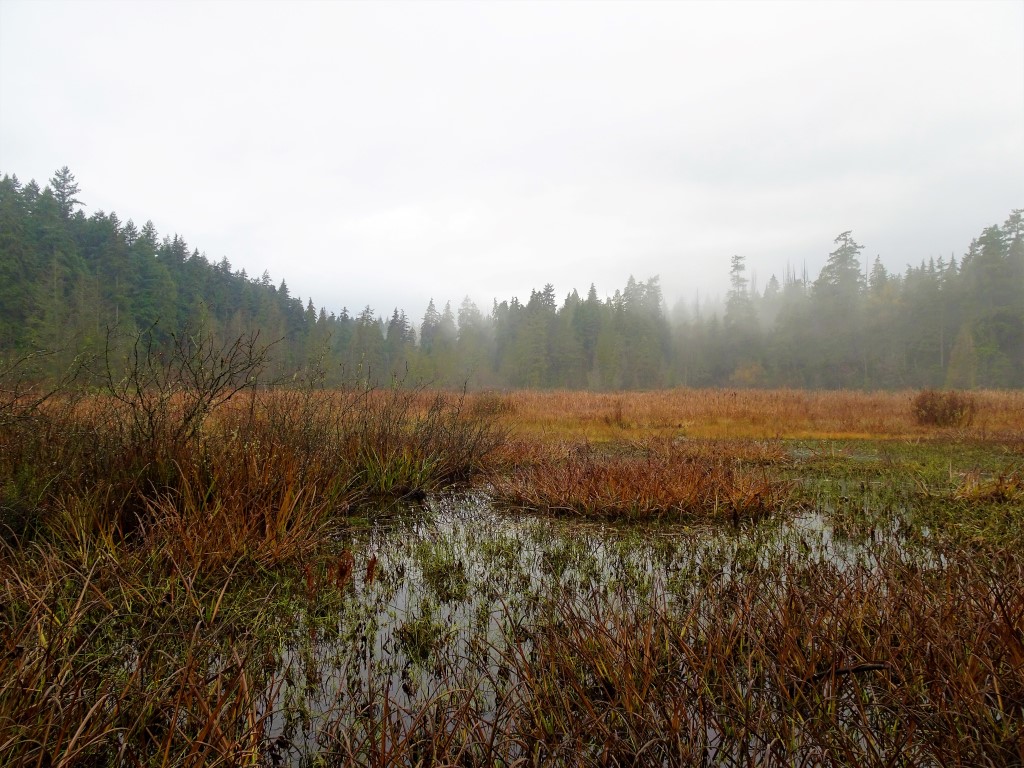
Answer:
[263,491,931,762]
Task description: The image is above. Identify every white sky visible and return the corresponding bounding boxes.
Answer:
[1,0,1022,320]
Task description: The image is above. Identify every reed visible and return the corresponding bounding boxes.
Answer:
[0,539,287,767]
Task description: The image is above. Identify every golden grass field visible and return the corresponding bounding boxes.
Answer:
[473,387,1024,442]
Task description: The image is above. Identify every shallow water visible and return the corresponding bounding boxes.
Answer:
[261,491,932,763]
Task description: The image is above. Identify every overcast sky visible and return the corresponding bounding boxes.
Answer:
[1,0,1021,320]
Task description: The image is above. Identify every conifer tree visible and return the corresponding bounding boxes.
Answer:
[49,166,82,219]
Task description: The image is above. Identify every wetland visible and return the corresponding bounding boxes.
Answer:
[1,380,1022,766]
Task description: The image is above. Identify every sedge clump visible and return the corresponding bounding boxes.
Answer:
[911,389,977,427]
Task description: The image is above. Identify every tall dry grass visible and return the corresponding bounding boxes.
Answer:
[0,540,286,767]
[490,438,793,522]
[503,544,1023,767]
[1,385,505,569]
[477,388,1024,441]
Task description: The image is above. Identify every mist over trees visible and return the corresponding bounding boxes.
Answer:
[2,169,1021,389]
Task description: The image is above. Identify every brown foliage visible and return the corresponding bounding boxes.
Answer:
[912,388,978,427]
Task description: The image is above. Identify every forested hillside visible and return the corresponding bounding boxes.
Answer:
[2,168,1021,389]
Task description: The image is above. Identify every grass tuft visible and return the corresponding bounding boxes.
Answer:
[912,389,978,427]
[490,439,793,522]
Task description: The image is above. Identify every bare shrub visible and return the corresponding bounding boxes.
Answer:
[1,332,509,567]
[96,323,272,456]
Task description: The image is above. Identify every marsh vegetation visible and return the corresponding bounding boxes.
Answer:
[1,349,1022,766]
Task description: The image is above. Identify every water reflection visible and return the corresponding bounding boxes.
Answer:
[264,491,933,763]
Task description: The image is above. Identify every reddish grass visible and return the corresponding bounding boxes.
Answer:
[489,439,793,522]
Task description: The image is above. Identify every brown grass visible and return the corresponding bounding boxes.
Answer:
[469,388,1024,442]
[0,542,285,767]
[506,545,1024,767]
[489,439,794,522]
[2,385,505,570]
[2,373,1022,765]
[912,389,978,427]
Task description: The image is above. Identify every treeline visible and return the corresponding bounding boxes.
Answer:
[1,168,1021,389]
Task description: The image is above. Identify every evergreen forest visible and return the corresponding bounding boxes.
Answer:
[2,168,1021,389]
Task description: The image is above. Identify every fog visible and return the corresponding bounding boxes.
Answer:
[1,0,1021,318]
